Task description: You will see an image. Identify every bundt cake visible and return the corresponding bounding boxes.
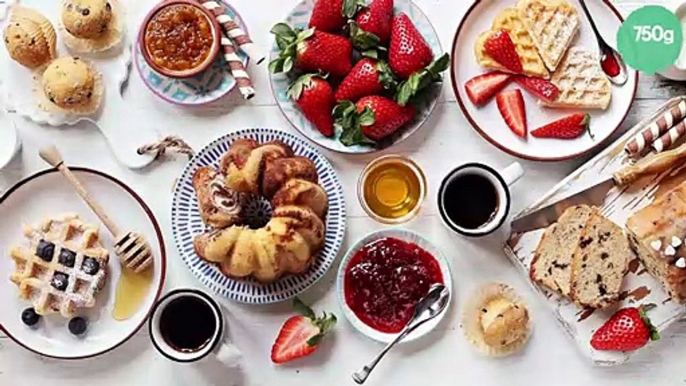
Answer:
[192,139,329,283]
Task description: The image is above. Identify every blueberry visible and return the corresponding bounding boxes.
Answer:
[21,308,40,327]
[68,317,88,336]
[58,249,76,268]
[36,240,55,261]
[51,272,69,291]
[82,257,100,275]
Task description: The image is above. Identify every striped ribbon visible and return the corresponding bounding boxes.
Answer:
[201,1,265,65]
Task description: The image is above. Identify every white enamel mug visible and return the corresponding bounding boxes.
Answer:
[438,162,524,237]
[149,289,241,365]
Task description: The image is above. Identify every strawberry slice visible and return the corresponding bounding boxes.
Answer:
[464,72,513,106]
[514,76,559,102]
[484,30,523,74]
[531,113,592,140]
[271,298,337,364]
[496,89,527,138]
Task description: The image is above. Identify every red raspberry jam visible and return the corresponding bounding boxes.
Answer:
[601,53,620,77]
[344,237,444,333]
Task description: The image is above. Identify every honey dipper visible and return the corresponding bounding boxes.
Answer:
[39,146,153,273]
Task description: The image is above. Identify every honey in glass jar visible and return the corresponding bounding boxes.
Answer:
[358,155,427,224]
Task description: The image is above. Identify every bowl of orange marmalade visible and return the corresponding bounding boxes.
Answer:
[140,0,221,78]
[358,155,427,224]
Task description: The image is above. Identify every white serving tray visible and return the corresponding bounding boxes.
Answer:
[505,96,686,366]
[0,0,156,169]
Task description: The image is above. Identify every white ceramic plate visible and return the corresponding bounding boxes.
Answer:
[336,229,452,343]
[451,0,638,161]
[269,0,443,154]
[0,168,166,359]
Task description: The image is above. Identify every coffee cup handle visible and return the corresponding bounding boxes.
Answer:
[500,162,524,186]
[215,341,242,367]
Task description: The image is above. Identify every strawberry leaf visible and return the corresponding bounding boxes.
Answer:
[269,58,285,74]
[293,297,316,319]
[395,53,450,106]
[342,0,363,18]
[283,56,294,73]
[270,23,296,37]
[639,304,660,342]
[358,106,376,126]
[306,333,325,347]
[376,61,397,92]
[350,22,381,51]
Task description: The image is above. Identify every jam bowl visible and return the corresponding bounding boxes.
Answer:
[139,0,221,79]
[336,228,453,343]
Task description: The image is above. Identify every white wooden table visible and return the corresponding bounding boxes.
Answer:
[2,0,685,385]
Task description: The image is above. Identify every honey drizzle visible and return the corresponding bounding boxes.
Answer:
[112,266,153,321]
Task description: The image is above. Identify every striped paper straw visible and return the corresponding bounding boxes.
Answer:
[625,100,686,157]
[221,36,255,100]
[201,1,265,64]
[652,119,686,153]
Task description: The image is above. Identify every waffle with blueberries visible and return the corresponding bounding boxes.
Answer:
[9,214,109,318]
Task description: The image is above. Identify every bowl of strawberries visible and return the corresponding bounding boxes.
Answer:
[269,0,448,154]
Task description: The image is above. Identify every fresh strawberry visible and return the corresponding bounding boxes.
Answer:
[287,73,336,137]
[350,0,394,49]
[514,76,559,102]
[269,24,353,78]
[334,96,415,145]
[464,72,513,106]
[271,298,337,364]
[309,0,357,33]
[496,89,527,138]
[388,13,434,79]
[531,113,592,140]
[335,58,395,102]
[484,30,523,74]
[590,304,660,352]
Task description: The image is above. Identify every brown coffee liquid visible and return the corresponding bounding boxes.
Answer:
[443,173,499,229]
[160,296,216,352]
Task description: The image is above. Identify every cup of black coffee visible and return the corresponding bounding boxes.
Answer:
[438,162,523,237]
[149,288,241,364]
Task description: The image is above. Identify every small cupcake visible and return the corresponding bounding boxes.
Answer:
[37,57,104,115]
[462,283,531,357]
[60,0,123,53]
[4,6,57,69]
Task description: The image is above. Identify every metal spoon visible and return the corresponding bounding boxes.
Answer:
[579,0,628,85]
[351,283,450,384]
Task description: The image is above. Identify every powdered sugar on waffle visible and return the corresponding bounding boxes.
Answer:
[9,214,109,318]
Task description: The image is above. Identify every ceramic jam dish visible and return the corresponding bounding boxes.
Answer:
[357,155,427,225]
[337,229,452,343]
[139,0,221,78]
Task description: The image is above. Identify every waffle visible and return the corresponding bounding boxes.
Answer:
[517,0,579,72]
[474,8,549,79]
[541,47,612,110]
[10,214,109,318]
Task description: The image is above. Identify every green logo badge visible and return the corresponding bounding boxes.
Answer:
[617,5,683,75]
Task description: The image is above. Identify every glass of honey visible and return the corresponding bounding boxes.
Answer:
[358,155,427,224]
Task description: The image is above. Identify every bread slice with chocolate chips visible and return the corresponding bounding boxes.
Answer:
[569,214,633,309]
[530,205,595,297]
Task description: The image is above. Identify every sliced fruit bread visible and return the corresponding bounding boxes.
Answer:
[570,214,633,309]
[626,182,686,303]
[530,205,596,297]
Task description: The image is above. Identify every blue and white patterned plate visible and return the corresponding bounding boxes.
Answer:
[134,1,249,106]
[171,128,347,304]
[269,0,443,154]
